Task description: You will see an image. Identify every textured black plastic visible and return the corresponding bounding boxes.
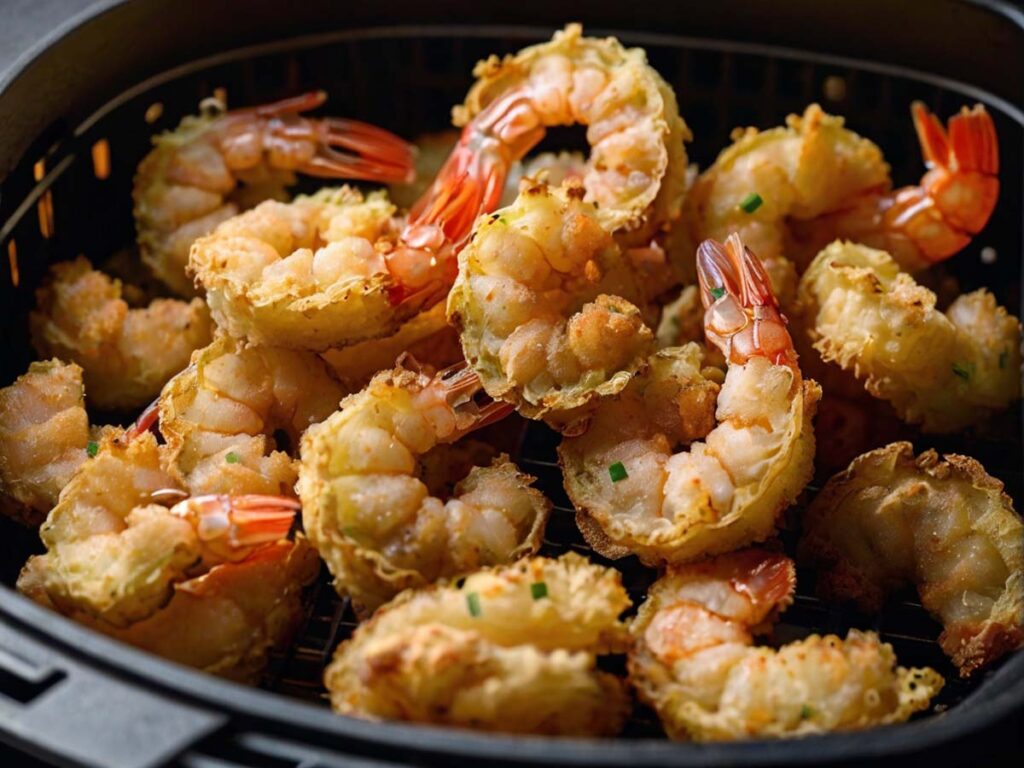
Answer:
[0,2,1022,767]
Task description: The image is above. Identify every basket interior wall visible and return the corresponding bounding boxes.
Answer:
[0,26,1021,743]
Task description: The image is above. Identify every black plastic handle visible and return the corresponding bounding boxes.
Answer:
[0,618,225,768]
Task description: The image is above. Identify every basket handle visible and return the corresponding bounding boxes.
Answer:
[0,617,225,768]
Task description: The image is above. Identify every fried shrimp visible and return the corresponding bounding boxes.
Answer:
[450,24,688,243]
[134,91,414,296]
[447,182,654,428]
[801,442,1024,676]
[797,241,1021,432]
[686,103,998,283]
[298,359,550,613]
[324,553,632,735]
[29,257,213,411]
[154,335,347,497]
[190,186,420,349]
[375,24,689,323]
[560,234,819,564]
[629,549,944,741]
[0,360,98,524]
[16,432,317,679]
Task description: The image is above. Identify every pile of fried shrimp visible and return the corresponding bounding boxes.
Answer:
[1,24,1021,743]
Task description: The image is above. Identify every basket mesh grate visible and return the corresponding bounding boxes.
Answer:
[0,26,1020,746]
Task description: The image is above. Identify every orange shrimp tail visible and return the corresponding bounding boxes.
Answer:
[898,103,1000,264]
[729,549,797,616]
[225,495,301,546]
[246,90,415,184]
[409,135,509,244]
[122,398,161,443]
[434,361,514,441]
[696,234,797,369]
[186,493,300,548]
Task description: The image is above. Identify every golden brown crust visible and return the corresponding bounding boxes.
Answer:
[801,441,1024,676]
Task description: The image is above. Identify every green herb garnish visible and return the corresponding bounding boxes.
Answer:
[86,441,99,458]
[225,451,240,464]
[739,192,763,213]
[608,461,628,483]
[530,581,548,600]
[710,286,726,300]
[951,362,974,382]
[800,704,814,720]
[466,592,482,617]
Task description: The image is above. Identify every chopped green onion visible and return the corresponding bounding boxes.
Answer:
[225,451,240,464]
[342,525,360,538]
[710,286,726,300]
[998,348,1008,369]
[800,704,814,720]
[739,192,763,213]
[530,581,548,600]
[466,592,482,617]
[86,441,99,458]
[951,362,974,382]
[608,461,628,483]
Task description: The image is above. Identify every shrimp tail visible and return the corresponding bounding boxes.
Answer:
[173,493,300,548]
[122,397,161,443]
[307,117,416,183]
[697,234,797,370]
[434,360,514,440]
[892,103,1000,265]
[252,90,415,184]
[913,101,999,176]
[730,549,796,622]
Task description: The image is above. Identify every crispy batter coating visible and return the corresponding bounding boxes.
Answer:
[448,182,654,430]
[325,554,632,735]
[16,431,318,681]
[190,187,411,350]
[629,549,943,740]
[561,345,817,564]
[30,257,212,411]
[454,23,690,244]
[299,362,550,613]
[0,360,97,525]
[160,335,347,497]
[797,241,1021,432]
[801,442,1024,676]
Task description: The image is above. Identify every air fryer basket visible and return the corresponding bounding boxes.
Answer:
[0,1,1022,766]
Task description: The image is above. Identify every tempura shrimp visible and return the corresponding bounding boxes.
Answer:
[796,241,1020,432]
[629,548,944,741]
[30,257,213,411]
[559,234,819,564]
[686,102,998,283]
[298,358,550,613]
[16,431,317,679]
[154,335,347,497]
[190,186,424,349]
[371,25,689,325]
[0,360,101,525]
[134,91,414,296]
[800,442,1024,676]
[447,181,654,428]
[324,553,632,735]
[448,24,688,243]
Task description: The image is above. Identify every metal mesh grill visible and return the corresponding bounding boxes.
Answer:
[0,26,1020,746]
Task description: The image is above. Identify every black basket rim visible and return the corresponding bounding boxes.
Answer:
[4,589,1024,766]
